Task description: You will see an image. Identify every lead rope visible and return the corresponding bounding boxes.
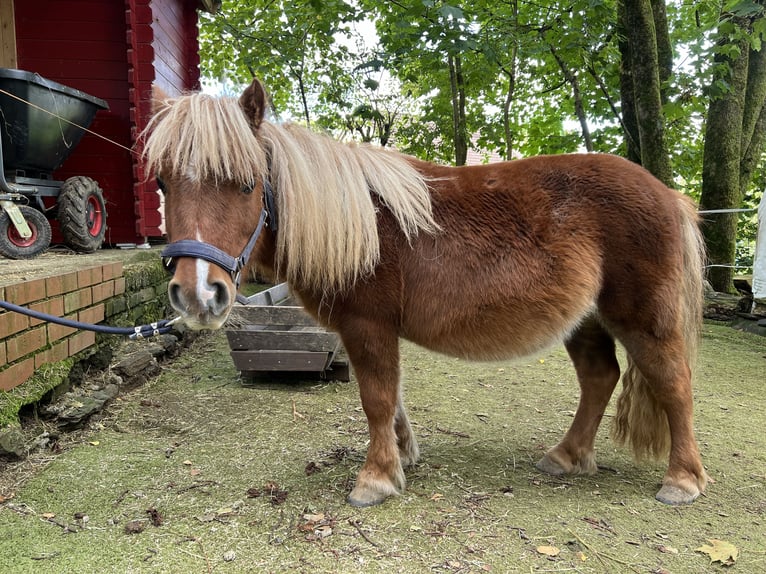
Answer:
[0,299,180,340]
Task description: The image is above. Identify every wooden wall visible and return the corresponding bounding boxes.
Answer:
[0,0,16,68]
[13,0,139,245]
[129,0,201,239]
[9,0,202,244]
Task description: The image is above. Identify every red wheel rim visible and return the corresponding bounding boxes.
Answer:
[86,195,104,237]
[8,222,38,248]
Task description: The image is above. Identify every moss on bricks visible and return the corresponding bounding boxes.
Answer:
[124,261,167,291]
[0,359,74,428]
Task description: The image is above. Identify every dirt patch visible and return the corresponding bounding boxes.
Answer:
[0,324,764,573]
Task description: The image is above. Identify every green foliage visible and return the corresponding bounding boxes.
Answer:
[197,0,766,255]
[198,0,359,123]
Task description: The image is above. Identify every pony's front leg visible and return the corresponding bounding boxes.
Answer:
[342,325,407,507]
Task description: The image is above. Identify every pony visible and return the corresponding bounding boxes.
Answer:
[144,78,707,508]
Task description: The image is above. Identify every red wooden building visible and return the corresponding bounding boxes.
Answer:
[0,0,216,245]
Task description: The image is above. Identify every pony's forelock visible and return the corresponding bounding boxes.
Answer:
[143,93,266,184]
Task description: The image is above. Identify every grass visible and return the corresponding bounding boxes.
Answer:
[0,322,764,573]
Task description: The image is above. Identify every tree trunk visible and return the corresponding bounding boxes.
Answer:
[620,0,673,186]
[617,5,641,164]
[651,0,673,104]
[550,46,593,151]
[501,0,519,160]
[502,68,515,160]
[448,54,468,166]
[700,10,761,293]
[740,43,766,194]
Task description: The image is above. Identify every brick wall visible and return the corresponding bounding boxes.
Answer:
[0,262,132,392]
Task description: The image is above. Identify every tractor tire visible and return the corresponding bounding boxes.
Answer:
[0,205,52,259]
[58,176,107,253]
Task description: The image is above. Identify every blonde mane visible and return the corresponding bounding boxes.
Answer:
[144,92,440,293]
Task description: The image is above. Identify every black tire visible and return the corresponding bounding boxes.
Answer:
[0,205,52,259]
[58,176,107,252]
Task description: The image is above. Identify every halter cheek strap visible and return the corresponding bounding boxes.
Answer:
[160,180,276,291]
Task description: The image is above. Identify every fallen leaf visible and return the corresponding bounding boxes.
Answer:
[575,551,587,561]
[536,545,560,557]
[190,468,201,476]
[182,460,193,466]
[658,545,679,554]
[696,539,738,565]
[41,512,56,520]
[89,441,100,446]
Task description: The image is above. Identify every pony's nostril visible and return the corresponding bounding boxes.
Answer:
[208,280,230,314]
[168,282,185,311]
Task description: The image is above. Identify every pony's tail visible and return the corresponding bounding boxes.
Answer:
[612,196,705,459]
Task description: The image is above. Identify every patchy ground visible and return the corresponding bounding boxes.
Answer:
[0,322,764,573]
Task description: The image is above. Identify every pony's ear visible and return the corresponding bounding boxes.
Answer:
[239,78,267,130]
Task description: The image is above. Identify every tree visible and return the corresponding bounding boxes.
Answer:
[618,0,674,186]
[700,0,766,293]
[198,0,359,125]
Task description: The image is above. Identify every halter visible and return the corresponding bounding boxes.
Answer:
[160,179,277,293]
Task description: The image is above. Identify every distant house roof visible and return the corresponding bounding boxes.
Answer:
[466,147,504,165]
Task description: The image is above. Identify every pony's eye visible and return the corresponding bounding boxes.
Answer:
[156,177,167,193]
[241,183,254,194]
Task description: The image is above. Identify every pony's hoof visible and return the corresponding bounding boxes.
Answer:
[656,484,699,505]
[347,491,387,507]
[536,454,568,476]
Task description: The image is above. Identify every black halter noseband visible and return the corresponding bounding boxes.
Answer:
[160,179,277,295]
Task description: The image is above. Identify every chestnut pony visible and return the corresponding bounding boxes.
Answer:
[145,78,707,507]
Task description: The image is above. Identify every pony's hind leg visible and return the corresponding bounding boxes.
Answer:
[613,336,706,505]
[537,318,620,476]
[341,323,407,507]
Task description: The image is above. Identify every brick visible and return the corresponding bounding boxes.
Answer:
[0,357,35,391]
[91,281,116,304]
[114,276,126,296]
[68,331,95,356]
[46,271,79,297]
[4,278,47,305]
[48,314,78,343]
[29,297,65,327]
[35,341,68,369]
[103,262,123,281]
[0,310,29,339]
[129,287,156,307]
[64,288,93,314]
[77,266,104,288]
[5,327,47,363]
[105,297,127,317]
[79,304,105,325]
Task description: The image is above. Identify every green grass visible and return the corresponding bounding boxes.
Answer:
[0,323,764,573]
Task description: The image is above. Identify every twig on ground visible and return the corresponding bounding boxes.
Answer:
[567,529,641,573]
[349,518,381,548]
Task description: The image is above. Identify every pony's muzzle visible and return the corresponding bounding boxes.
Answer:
[168,271,232,330]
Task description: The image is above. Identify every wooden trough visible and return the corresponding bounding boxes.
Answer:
[225,283,350,381]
